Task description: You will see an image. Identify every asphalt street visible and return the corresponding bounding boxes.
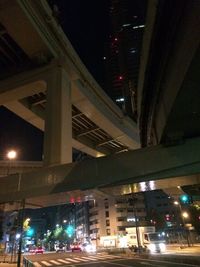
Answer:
[25,252,199,267]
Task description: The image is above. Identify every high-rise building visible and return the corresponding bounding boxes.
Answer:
[104,0,146,120]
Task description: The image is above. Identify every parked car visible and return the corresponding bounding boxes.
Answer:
[71,243,82,252]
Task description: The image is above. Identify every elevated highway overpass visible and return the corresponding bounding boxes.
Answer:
[138,0,200,147]
[0,0,200,207]
[0,0,139,165]
[1,136,200,207]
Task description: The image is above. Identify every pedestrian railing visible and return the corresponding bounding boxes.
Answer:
[23,257,34,267]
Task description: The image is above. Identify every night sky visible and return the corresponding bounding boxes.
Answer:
[0,0,110,161]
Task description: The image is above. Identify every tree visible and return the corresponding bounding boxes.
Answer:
[0,215,3,241]
[0,205,5,240]
[188,205,200,234]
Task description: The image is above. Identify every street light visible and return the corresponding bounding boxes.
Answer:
[174,201,189,224]
[7,150,17,160]
[182,212,189,219]
[6,149,17,175]
[174,201,190,247]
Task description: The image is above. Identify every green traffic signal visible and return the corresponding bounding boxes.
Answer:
[26,227,34,237]
[65,225,74,237]
[179,194,192,204]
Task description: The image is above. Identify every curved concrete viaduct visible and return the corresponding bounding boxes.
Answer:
[0,0,139,166]
[138,0,200,147]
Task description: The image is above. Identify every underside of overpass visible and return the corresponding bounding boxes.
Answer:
[1,136,200,208]
[0,0,139,162]
[139,0,200,147]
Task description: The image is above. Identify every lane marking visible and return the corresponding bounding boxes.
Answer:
[33,262,42,267]
[65,258,79,263]
[86,256,103,260]
[41,261,52,266]
[80,256,96,261]
[49,260,62,265]
[95,255,121,259]
[74,257,88,262]
[57,259,71,264]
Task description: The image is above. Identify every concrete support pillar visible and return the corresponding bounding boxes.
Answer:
[43,67,72,166]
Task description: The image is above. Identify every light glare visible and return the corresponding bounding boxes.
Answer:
[7,150,17,160]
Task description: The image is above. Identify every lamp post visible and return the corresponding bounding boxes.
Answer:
[129,193,141,253]
[17,199,25,267]
[174,201,190,247]
[6,149,17,175]
[6,150,17,262]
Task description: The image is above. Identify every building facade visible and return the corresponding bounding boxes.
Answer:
[86,193,147,246]
[144,190,178,229]
[104,0,146,120]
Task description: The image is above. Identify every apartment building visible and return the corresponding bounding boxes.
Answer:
[87,193,147,245]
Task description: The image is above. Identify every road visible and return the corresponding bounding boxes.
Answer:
[25,252,199,267]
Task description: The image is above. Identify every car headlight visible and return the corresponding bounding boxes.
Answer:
[85,245,96,252]
[149,244,156,252]
[159,243,166,251]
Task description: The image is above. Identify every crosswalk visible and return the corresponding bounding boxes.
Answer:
[33,254,122,266]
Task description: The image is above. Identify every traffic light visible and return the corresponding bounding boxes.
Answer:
[165,214,171,221]
[179,194,193,205]
[26,227,34,237]
[65,225,74,238]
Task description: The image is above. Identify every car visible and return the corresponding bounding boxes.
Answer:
[55,244,66,253]
[81,243,96,253]
[30,246,44,254]
[71,243,82,252]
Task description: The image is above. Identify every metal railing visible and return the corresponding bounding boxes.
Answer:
[23,257,34,267]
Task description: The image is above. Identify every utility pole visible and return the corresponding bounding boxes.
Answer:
[128,193,141,253]
[17,199,25,267]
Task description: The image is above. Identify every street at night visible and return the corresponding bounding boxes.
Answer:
[24,251,200,267]
[0,1,200,267]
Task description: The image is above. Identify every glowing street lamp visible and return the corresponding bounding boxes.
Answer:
[7,150,17,160]
[174,201,189,222]
[6,149,17,175]
[182,212,189,219]
[174,201,190,247]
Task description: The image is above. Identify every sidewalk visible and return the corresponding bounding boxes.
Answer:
[114,245,200,266]
[143,254,200,266]
[133,245,200,266]
[166,244,200,255]
[0,255,17,264]
[0,264,16,267]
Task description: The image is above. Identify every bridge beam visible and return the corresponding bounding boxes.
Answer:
[1,136,200,203]
[43,67,72,166]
